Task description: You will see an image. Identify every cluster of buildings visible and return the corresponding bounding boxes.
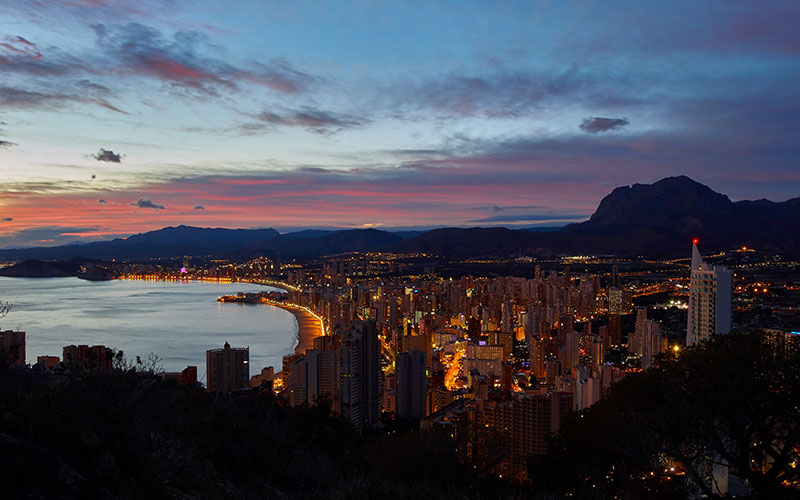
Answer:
[1,242,740,484]
[215,243,733,481]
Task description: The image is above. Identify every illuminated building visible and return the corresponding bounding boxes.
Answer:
[0,330,25,366]
[608,286,633,314]
[339,320,382,432]
[686,241,732,346]
[206,342,249,393]
[396,350,427,419]
[250,366,275,388]
[464,343,504,377]
[529,335,546,379]
[562,330,580,373]
[629,308,668,369]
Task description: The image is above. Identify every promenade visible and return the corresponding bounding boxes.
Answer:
[260,299,324,355]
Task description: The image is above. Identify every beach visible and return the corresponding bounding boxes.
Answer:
[288,308,323,355]
[259,300,324,355]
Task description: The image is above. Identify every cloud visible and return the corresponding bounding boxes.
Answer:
[92,23,313,96]
[467,213,591,224]
[130,198,164,210]
[90,148,122,162]
[1,217,12,222]
[580,117,630,133]
[193,204,205,209]
[0,140,17,148]
[243,106,367,134]
[0,226,105,248]
[98,198,107,204]
[470,204,546,213]
[0,85,126,114]
[0,35,81,77]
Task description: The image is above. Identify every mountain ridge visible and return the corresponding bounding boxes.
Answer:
[1,176,798,260]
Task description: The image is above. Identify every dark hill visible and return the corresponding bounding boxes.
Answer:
[559,175,800,254]
[395,227,543,257]
[0,257,120,280]
[571,176,732,231]
[0,225,280,261]
[228,228,404,260]
[395,176,800,256]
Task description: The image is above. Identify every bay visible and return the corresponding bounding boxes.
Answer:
[0,277,296,383]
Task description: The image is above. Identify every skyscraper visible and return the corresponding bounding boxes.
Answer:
[395,350,426,419]
[339,320,382,432]
[206,342,249,393]
[686,241,732,346]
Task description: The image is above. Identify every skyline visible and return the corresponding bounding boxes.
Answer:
[1,1,799,247]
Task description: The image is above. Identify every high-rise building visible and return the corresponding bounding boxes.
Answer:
[686,241,732,346]
[206,342,249,393]
[339,320,382,432]
[607,314,622,347]
[529,335,545,379]
[0,330,25,366]
[629,307,668,369]
[289,349,339,407]
[396,350,426,419]
[63,344,112,371]
[562,330,580,373]
[471,391,573,480]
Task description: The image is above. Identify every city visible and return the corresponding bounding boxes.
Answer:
[1,1,799,498]
[2,238,798,497]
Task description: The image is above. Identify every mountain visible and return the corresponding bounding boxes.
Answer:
[559,176,800,254]
[395,176,800,256]
[395,227,540,257]
[0,226,280,261]
[281,229,338,239]
[227,229,404,260]
[1,177,798,261]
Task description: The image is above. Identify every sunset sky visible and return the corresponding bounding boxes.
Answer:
[1,0,798,247]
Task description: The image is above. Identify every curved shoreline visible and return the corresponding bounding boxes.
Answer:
[261,301,324,355]
[116,276,317,355]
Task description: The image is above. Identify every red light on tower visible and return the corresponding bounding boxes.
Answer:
[692,238,699,245]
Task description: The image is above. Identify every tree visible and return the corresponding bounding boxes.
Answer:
[534,331,800,499]
[0,301,10,320]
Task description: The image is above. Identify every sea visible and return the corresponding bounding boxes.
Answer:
[0,277,297,383]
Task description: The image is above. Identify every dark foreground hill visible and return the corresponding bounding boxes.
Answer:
[0,368,516,499]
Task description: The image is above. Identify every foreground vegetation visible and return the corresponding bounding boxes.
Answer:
[0,367,519,499]
[1,330,798,499]
[532,331,800,499]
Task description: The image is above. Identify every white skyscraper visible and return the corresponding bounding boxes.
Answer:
[686,241,732,346]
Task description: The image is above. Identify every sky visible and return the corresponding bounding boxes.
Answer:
[0,0,799,247]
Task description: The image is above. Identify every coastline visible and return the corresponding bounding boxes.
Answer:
[262,301,324,355]
[289,307,323,355]
[116,276,316,355]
